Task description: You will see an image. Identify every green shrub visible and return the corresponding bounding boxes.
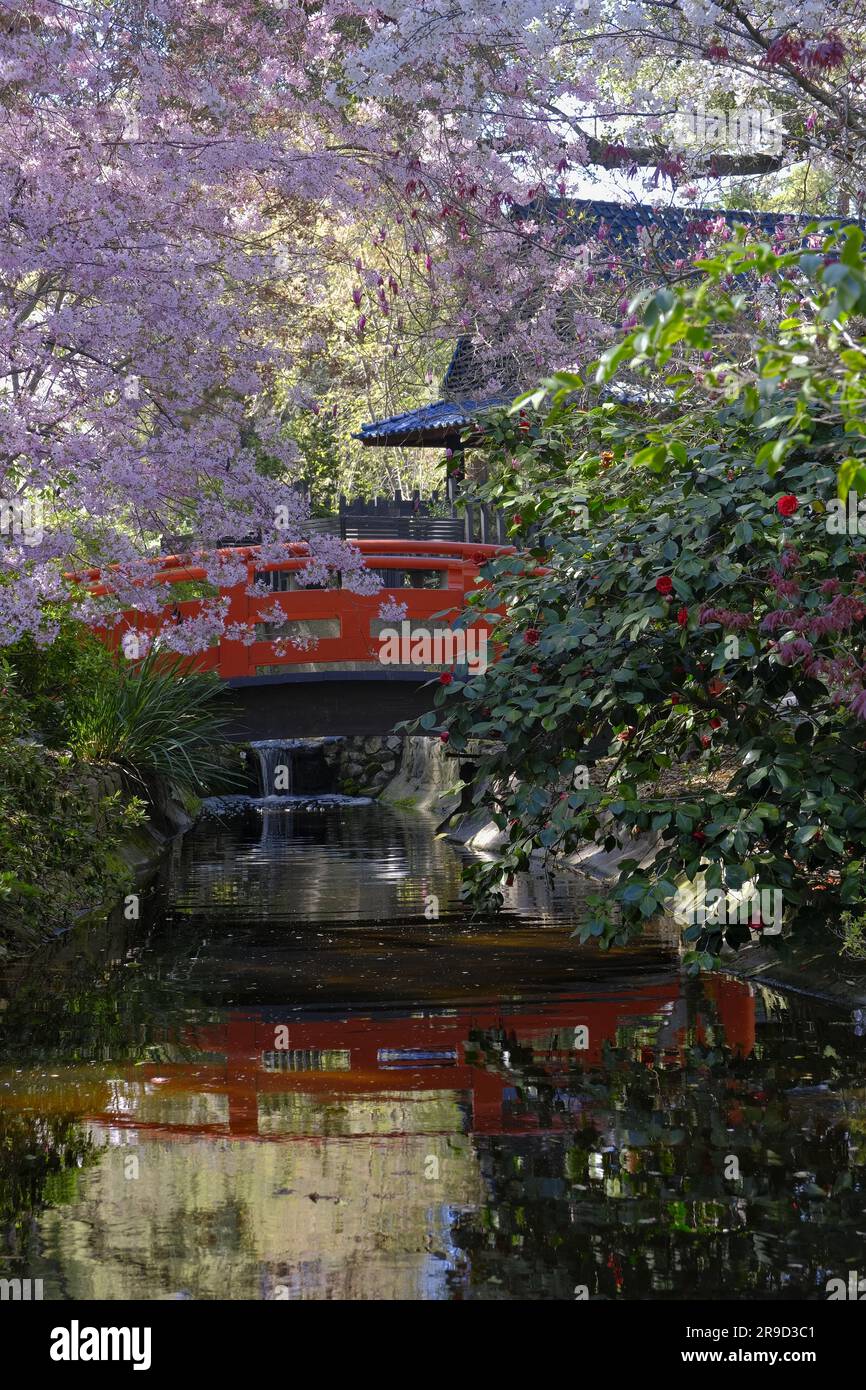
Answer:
[431,225,866,964]
[2,619,114,747]
[0,743,146,950]
[67,647,241,798]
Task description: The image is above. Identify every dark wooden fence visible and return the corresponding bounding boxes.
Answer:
[162,489,505,552]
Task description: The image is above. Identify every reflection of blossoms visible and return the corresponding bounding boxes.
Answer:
[378,596,408,621]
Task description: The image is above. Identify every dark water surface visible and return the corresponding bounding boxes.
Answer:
[1,803,865,1301]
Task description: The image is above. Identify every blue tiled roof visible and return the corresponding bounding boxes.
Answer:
[358,197,842,447]
[355,395,510,444]
[514,196,787,255]
[354,384,666,443]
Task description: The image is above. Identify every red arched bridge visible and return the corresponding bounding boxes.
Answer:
[1,977,757,1143]
[80,539,510,737]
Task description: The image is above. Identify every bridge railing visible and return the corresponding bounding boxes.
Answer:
[83,539,511,679]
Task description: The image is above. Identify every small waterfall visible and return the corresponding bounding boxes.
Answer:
[251,740,295,797]
[249,738,345,799]
[252,745,293,800]
[202,737,371,818]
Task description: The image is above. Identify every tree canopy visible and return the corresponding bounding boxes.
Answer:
[1,1,864,648]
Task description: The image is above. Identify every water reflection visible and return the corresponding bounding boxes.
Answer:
[0,807,864,1300]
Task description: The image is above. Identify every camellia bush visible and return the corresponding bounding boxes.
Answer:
[429,224,866,965]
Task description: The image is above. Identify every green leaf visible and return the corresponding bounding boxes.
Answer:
[837,455,866,501]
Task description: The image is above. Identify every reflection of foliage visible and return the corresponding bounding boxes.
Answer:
[4,810,866,1301]
[845,1115,866,1168]
[451,984,866,1300]
[0,1113,99,1248]
[0,914,214,1066]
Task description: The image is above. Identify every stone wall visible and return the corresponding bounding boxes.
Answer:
[379,735,471,820]
[321,735,404,797]
[379,735,664,882]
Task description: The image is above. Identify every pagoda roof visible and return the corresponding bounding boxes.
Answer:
[356,196,833,448]
[354,393,509,447]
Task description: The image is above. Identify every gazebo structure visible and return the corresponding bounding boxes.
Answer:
[355,196,813,526]
[353,332,511,543]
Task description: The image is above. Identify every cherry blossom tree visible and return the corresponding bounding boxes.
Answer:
[1,1,862,648]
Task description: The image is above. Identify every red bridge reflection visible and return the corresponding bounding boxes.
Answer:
[87,975,755,1141]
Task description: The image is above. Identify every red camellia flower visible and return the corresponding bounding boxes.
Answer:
[531,663,540,673]
[512,513,523,526]
[676,607,688,626]
[707,677,726,697]
[777,494,799,517]
[618,726,635,742]
[523,627,540,645]
[439,672,452,685]
[439,731,450,743]
[700,735,711,748]
[709,718,722,730]
[692,828,707,843]
[655,575,674,595]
